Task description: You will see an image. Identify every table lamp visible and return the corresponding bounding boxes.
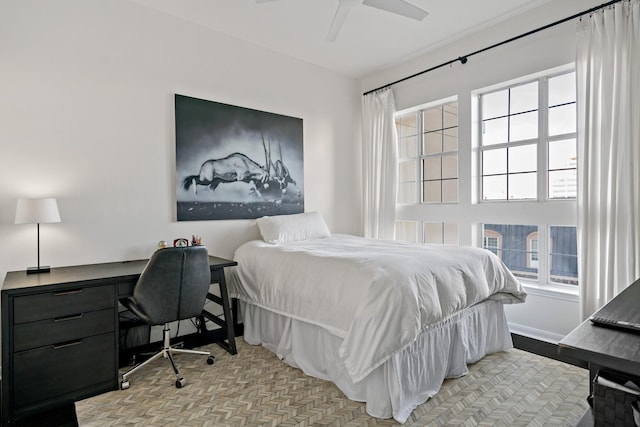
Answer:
[15,198,61,274]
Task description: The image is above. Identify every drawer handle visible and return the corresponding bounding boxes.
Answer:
[54,313,83,322]
[53,340,82,350]
[54,289,83,296]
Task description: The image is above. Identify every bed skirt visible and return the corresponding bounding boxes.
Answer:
[240,299,513,423]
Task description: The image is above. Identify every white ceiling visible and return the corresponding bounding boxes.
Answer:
[129,0,552,78]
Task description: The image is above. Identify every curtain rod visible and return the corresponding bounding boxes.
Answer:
[363,0,623,96]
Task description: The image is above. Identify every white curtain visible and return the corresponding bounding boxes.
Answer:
[362,89,398,239]
[577,0,640,319]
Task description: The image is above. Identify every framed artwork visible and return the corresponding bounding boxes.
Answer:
[175,94,304,221]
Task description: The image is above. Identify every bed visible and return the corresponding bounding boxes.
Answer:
[227,212,526,423]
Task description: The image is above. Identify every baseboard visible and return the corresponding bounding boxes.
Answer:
[508,322,565,344]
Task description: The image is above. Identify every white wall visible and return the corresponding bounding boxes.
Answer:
[361,0,603,342]
[0,0,362,280]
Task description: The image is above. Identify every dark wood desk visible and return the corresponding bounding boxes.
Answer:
[1,255,237,425]
[558,278,640,425]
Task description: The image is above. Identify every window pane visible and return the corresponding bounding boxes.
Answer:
[483,148,507,175]
[442,154,458,179]
[550,226,578,285]
[423,157,441,180]
[484,224,538,281]
[510,81,538,114]
[482,90,508,119]
[423,222,460,244]
[549,72,576,107]
[549,103,576,136]
[395,221,418,242]
[510,111,538,141]
[509,145,537,173]
[549,138,576,199]
[443,103,458,129]
[482,117,508,145]
[423,107,442,132]
[399,135,418,158]
[443,127,458,152]
[396,113,418,138]
[423,131,442,155]
[423,222,443,244]
[483,175,507,200]
[399,160,417,182]
[443,223,459,245]
[549,170,577,199]
[442,179,458,202]
[397,182,416,204]
[508,172,537,199]
[548,138,576,170]
[423,181,441,203]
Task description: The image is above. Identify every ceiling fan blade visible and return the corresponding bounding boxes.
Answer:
[362,0,428,21]
[326,3,351,42]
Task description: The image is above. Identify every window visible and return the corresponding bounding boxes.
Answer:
[423,222,459,245]
[478,68,578,287]
[483,224,539,281]
[527,232,539,269]
[483,230,501,256]
[394,100,459,246]
[479,72,577,201]
[397,114,419,204]
[395,101,459,205]
[550,226,578,285]
[394,221,458,245]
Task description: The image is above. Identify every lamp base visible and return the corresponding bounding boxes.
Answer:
[26,265,51,274]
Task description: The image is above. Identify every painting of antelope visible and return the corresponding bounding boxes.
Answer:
[175,94,304,221]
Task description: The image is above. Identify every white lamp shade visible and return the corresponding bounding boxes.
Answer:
[15,198,62,224]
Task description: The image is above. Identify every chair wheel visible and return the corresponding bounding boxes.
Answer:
[121,380,130,390]
[207,356,214,365]
[175,377,186,388]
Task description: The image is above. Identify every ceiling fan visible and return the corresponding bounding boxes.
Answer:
[255,0,429,42]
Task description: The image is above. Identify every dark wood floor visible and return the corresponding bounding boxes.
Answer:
[10,333,583,427]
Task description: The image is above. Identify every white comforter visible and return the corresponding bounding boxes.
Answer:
[229,234,526,383]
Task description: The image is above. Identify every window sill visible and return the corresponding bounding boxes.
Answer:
[520,280,579,302]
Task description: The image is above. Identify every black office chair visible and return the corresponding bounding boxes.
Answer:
[119,246,214,389]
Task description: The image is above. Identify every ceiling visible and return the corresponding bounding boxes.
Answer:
[129,0,552,78]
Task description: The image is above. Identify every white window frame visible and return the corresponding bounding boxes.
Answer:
[474,64,578,292]
[394,96,460,246]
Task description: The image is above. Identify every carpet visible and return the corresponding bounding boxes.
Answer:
[75,339,589,426]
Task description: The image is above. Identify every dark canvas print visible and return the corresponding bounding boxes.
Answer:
[175,94,304,221]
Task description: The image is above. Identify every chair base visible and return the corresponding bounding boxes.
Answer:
[120,323,214,389]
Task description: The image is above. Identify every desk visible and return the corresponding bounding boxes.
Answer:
[558,278,640,425]
[1,255,237,425]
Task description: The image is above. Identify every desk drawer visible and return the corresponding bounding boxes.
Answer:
[14,285,115,324]
[14,308,115,352]
[13,332,116,411]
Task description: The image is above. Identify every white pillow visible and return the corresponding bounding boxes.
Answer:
[256,212,331,244]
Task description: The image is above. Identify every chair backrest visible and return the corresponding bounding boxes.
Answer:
[132,246,211,325]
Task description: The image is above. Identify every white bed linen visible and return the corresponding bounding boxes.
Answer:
[241,299,513,423]
[229,234,525,383]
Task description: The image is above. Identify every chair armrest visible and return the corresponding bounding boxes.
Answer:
[119,297,149,324]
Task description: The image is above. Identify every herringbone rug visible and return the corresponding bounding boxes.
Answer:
[75,339,589,426]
